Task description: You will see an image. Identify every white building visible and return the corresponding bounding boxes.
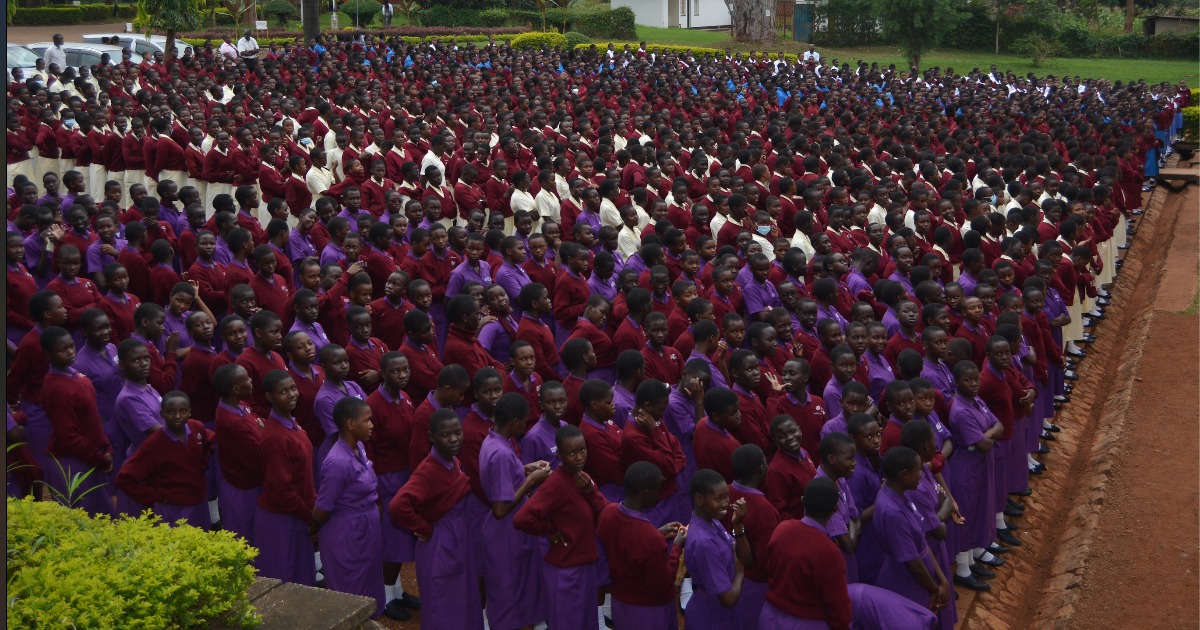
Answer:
[612,0,731,29]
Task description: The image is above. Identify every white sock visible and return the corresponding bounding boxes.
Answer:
[208,499,220,523]
[391,573,405,598]
[314,551,322,572]
[1028,454,1039,467]
[533,624,549,630]
[597,604,607,628]
[680,576,694,609]
[1043,419,1054,429]
[603,592,611,618]
[384,583,395,603]
[482,611,491,630]
[996,513,1008,529]
[956,552,972,577]
[977,550,996,562]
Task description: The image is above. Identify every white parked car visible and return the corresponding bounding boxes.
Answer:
[6,44,42,82]
[25,42,143,70]
[81,33,192,59]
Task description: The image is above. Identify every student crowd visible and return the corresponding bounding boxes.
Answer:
[5,33,1190,629]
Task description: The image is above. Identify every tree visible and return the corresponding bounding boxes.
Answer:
[303,0,320,42]
[730,0,775,42]
[140,0,203,60]
[1124,0,1134,33]
[874,0,962,72]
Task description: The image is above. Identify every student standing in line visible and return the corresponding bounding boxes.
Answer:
[313,397,385,618]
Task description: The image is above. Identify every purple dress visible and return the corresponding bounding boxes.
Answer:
[480,430,547,628]
[288,319,331,353]
[495,261,532,318]
[684,514,742,630]
[822,378,848,420]
[477,315,518,364]
[414,450,484,630]
[520,417,565,469]
[847,450,884,584]
[920,358,955,402]
[872,484,935,607]
[114,380,164,515]
[446,260,492,299]
[743,279,782,319]
[864,351,895,403]
[74,342,122,421]
[759,602,834,629]
[663,388,699,524]
[909,466,957,630]
[820,413,849,441]
[814,467,860,583]
[317,439,385,618]
[312,379,366,486]
[847,583,937,629]
[946,394,998,554]
[612,384,635,429]
[1009,342,1033,493]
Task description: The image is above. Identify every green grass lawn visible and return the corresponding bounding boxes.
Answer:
[631,27,1198,85]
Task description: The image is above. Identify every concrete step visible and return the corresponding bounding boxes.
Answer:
[220,578,378,630]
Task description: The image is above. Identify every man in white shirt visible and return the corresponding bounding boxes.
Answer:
[44,34,67,72]
[802,45,820,64]
[236,30,260,70]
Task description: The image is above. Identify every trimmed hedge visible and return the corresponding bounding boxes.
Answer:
[178,33,522,48]
[576,42,801,64]
[7,498,260,629]
[11,3,135,25]
[1183,106,1199,142]
[180,25,527,41]
[512,31,568,49]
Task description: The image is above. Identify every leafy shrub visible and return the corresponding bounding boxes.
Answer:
[212,7,236,25]
[570,6,636,40]
[262,0,296,27]
[420,4,487,27]
[12,6,83,25]
[1012,34,1061,67]
[339,0,381,27]
[576,42,801,63]
[1183,107,1199,143]
[7,498,260,629]
[564,30,590,48]
[511,31,568,49]
[1057,24,1097,57]
[78,3,112,21]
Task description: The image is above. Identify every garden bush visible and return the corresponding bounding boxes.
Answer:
[1182,107,1199,142]
[262,0,296,27]
[339,0,381,27]
[564,31,590,48]
[6,498,260,629]
[421,4,486,27]
[12,6,82,25]
[571,6,636,40]
[11,3,134,24]
[511,31,567,49]
[1057,24,1097,57]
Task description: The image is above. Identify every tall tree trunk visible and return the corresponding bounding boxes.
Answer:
[995,10,1000,54]
[166,29,176,62]
[731,0,775,42]
[1124,0,1134,33]
[303,0,320,41]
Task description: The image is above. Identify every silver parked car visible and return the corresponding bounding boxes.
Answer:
[25,42,144,70]
[6,44,42,82]
[81,33,193,58]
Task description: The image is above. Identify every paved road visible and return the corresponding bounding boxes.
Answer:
[8,23,167,45]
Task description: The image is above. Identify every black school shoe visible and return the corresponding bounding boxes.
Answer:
[970,563,996,579]
[988,543,1012,554]
[954,574,992,592]
[398,593,421,609]
[1046,422,1062,432]
[1041,431,1056,441]
[384,600,413,621]
[978,552,1007,567]
[1010,487,1033,497]
[996,529,1022,547]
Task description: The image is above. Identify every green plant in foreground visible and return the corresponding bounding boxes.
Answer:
[7,498,261,629]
